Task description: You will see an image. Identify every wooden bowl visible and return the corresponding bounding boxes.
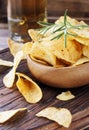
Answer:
[27,55,89,88]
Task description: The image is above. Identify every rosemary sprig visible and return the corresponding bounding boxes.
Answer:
[37,9,89,47]
[63,9,68,47]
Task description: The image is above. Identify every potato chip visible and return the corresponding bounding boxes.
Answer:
[83,45,89,58]
[52,58,66,68]
[0,108,27,124]
[22,42,33,55]
[56,91,75,101]
[36,107,72,128]
[71,27,89,39]
[28,29,43,42]
[27,16,89,68]
[30,42,56,66]
[0,59,13,67]
[16,72,42,103]
[75,37,89,46]
[73,56,89,66]
[28,28,55,41]
[55,16,79,26]
[8,38,23,56]
[30,55,48,65]
[3,51,23,88]
[41,38,82,65]
[56,16,89,38]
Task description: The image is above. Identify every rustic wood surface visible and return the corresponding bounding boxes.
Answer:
[1,1,89,129]
[47,0,89,17]
[0,48,89,130]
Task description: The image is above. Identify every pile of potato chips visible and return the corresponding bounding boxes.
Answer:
[1,15,89,128]
[27,16,89,67]
[7,16,89,68]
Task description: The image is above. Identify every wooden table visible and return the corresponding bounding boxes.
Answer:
[1,49,89,130]
[0,16,89,130]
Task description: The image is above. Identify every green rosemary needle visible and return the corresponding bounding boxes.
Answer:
[37,9,89,47]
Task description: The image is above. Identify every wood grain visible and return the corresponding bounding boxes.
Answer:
[47,0,89,17]
[1,1,89,129]
[0,49,89,130]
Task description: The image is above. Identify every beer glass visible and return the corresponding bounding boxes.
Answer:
[7,0,47,43]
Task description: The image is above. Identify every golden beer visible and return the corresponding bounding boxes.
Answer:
[7,0,47,42]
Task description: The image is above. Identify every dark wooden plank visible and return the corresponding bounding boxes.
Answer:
[0,49,89,130]
[0,1,89,129]
[47,0,89,18]
[0,0,7,23]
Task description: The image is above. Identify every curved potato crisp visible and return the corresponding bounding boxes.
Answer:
[83,46,89,58]
[55,16,79,26]
[41,38,82,65]
[28,29,43,41]
[56,16,89,38]
[36,107,72,128]
[30,55,48,65]
[75,37,89,46]
[56,91,75,101]
[71,27,89,39]
[8,39,23,56]
[22,42,33,55]
[0,59,13,67]
[8,38,30,59]
[16,72,43,103]
[3,51,23,88]
[30,42,56,66]
[27,16,89,67]
[0,108,27,124]
[73,57,89,66]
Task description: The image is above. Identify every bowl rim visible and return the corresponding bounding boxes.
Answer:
[27,55,89,88]
[27,55,89,70]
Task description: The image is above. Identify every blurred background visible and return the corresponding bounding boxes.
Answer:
[0,0,89,50]
[0,0,7,23]
[0,0,89,24]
